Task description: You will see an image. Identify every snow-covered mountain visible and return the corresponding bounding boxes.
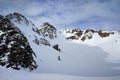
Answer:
[1,12,120,80]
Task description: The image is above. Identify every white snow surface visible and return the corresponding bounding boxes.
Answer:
[1,19,120,80]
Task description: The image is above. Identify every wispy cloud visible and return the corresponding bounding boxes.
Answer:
[25,3,42,16]
[0,0,120,30]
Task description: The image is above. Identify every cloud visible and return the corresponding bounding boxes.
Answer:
[0,0,120,30]
[0,0,25,15]
[30,0,120,29]
[24,2,45,16]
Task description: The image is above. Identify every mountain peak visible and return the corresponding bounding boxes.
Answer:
[38,22,56,30]
[6,12,34,26]
[38,22,57,39]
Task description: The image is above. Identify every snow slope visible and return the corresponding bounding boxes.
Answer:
[1,13,120,80]
[64,30,120,63]
[35,31,120,76]
[1,67,120,80]
[1,31,120,80]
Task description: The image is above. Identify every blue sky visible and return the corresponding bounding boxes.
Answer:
[0,0,120,30]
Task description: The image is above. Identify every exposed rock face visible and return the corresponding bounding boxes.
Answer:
[38,22,62,51]
[98,30,114,38]
[66,36,79,40]
[65,28,114,41]
[66,28,83,40]
[81,29,95,41]
[38,22,57,39]
[0,14,37,71]
[53,44,61,52]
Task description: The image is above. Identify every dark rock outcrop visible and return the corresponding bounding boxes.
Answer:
[38,22,57,39]
[0,15,37,71]
[98,30,114,38]
[53,44,61,52]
